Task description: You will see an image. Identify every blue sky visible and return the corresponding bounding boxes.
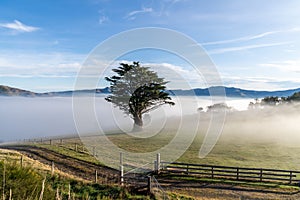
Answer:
[0,0,300,92]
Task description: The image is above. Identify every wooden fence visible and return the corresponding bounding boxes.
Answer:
[13,137,300,187]
[161,162,300,185]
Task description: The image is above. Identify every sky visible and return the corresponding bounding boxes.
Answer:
[1,0,300,92]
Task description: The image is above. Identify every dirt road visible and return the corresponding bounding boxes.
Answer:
[1,145,119,183]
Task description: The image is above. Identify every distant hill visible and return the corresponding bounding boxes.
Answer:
[170,86,300,98]
[0,85,37,97]
[1,85,300,98]
[0,85,110,97]
[42,87,110,97]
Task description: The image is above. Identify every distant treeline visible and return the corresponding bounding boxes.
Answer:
[249,91,300,108]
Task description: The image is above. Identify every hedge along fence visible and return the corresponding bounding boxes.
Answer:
[161,162,300,186]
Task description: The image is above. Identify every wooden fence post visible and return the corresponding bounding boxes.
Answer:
[51,161,55,176]
[120,165,124,186]
[260,169,263,182]
[120,152,124,185]
[186,164,189,175]
[95,170,98,183]
[60,139,63,145]
[3,161,5,200]
[68,184,71,200]
[49,139,52,145]
[289,171,293,184]
[147,176,152,194]
[236,168,239,180]
[9,188,12,200]
[75,143,78,152]
[156,153,161,174]
[20,156,23,168]
[211,166,214,179]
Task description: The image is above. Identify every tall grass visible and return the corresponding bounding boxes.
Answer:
[0,161,54,199]
[0,160,144,199]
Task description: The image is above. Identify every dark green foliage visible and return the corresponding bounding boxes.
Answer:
[287,92,300,101]
[206,103,233,112]
[261,96,280,106]
[249,91,300,108]
[105,62,175,129]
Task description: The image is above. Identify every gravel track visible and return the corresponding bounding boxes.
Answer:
[0,145,119,183]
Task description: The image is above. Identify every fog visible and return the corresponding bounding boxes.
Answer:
[220,104,300,144]
[0,96,299,144]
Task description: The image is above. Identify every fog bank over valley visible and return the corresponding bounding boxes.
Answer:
[0,96,299,143]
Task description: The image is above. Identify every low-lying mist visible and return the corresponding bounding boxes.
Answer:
[220,104,300,145]
[0,96,299,145]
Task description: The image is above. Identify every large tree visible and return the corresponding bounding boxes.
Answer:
[105,62,175,131]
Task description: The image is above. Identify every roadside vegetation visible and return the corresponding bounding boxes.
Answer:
[0,149,149,200]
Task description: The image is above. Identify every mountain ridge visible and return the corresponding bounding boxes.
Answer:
[1,85,300,98]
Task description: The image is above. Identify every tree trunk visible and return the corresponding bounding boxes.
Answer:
[132,114,143,132]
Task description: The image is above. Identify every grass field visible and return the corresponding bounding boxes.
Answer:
[33,108,300,170]
[31,105,300,172]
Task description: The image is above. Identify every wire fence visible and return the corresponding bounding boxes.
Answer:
[151,176,168,200]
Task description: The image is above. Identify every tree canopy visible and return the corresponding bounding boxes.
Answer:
[105,62,175,131]
[206,103,234,112]
[248,91,300,109]
[287,92,300,101]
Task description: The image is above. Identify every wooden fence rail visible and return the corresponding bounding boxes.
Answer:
[161,162,300,185]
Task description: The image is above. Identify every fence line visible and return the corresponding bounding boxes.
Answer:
[14,137,300,188]
[161,161,300,185]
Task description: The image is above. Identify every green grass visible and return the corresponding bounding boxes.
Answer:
[167,192,195,200]
[34,142,103,166]
[30,128,300,172]
[0,159,150,200]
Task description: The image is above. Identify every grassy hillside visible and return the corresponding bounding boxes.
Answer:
[29,104,300,171]
[0,150,148,200]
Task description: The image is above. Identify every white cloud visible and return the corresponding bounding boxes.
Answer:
[125,7,153,20]
[99,15,109,24]
[202,31,278,46]
[260,60,300,73]
[221,75,300,91]
[202,28,300,46]
[0,51,84,78]
[143,62,207,89]
[208,42,290,55]
[87,60,206,89]
[98,10,109,24]
[0,20,40,33]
